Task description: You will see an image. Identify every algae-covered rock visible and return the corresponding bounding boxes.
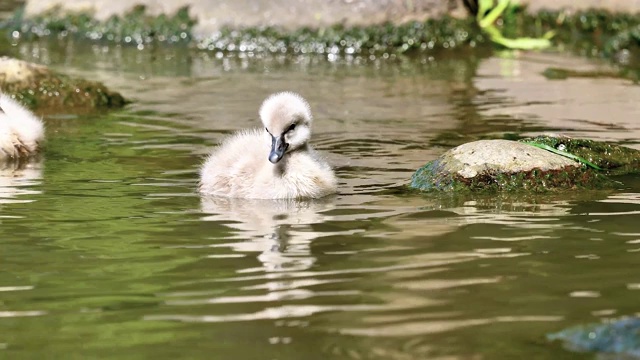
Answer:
[22,0,468,35]
[548,317,640,358]
[410,139,615,193]
[521,135,640,176]
[9,3,478,54]
[0,57,126,111]
[9,1,640,59]
[14,5,195,45]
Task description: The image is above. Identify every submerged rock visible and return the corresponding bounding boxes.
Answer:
[410,139,617,193]
[548,317,640,358]
[0,57,126,111]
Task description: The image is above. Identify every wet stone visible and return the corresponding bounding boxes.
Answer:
[410,139,615,193]
[0,57,126,111]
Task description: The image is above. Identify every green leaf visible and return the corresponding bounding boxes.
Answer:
[523,142,604,170]
[479,0,511,28]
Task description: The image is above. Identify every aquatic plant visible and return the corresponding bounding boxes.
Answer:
[605,23,640,57]
[476,0,553,49]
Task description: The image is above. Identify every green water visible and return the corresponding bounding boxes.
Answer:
[2,36,640,359]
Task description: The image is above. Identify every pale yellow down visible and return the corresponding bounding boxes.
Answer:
[199,92,337,199]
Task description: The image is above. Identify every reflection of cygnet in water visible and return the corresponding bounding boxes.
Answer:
[201,196,335,272]
[199,92,337,199]
[0,160,43,203]
[0,93,45,159]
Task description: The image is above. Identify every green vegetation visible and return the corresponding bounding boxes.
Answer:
[2,4,639,62]
[522,141,603,170]
[4,5,195,45]
[520,136,640,176]
[410,159,615,193]
[476,0,553,50]
[196,18,480,54]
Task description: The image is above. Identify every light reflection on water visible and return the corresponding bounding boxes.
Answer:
[0,41,640,359]
[0,160,42,205]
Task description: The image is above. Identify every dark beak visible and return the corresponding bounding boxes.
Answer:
[269,135,289,163]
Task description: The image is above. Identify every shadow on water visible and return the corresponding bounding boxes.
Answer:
[1,29,640,360]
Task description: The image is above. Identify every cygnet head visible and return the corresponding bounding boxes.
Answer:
[259,92,312,164]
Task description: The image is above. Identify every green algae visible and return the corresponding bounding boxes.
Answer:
[2,5,482,53]
[606,23,640,55]
[542,67,640,84]
[2,4,640,63]
[520,136,640,176]
[196,18,482,54]
[3,6,639,57]
[4,5,194,45]
[542,67,633,81]
[514,10,640,63]
[410,157,615,193]
[522,141,603,170]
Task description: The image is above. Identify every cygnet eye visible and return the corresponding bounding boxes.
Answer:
[286,123,296,133]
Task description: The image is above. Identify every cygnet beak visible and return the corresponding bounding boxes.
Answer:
[269,134,289,163]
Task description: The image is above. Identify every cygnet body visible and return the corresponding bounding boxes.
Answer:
[199,92,337,199]
[0,93,44,159]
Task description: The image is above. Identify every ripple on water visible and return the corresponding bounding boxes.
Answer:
[1,46,640,359]
[0,161,42,206]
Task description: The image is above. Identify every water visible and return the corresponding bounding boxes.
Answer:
[1,36,640,359]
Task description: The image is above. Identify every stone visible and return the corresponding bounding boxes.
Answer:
[443,140,579,178]
[410,139,614,192]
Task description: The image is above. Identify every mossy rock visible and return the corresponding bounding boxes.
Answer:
[410,139,619,193]
[520,135,640,176]
[0,57,126,111]
[8,2,640,62]
[13,5,195,45]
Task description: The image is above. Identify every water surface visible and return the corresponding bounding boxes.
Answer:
[2,39,640,359]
